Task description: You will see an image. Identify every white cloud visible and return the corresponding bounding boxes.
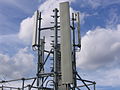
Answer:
[81,67,120,87]
[0,34,27,56]
[77,25,120,69]
[76,24,120,87]
[0,47,35,79]
[18,17,34,44]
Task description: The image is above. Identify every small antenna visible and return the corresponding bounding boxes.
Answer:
[76,12,81,48]
[32,10,39,49]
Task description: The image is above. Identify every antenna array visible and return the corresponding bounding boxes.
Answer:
[0,2,96,90]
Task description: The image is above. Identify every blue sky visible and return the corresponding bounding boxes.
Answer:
[0,0,120,90]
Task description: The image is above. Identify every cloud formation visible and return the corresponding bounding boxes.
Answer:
[18,17,34,44]
[77,24,120,69]
[0,47,35,79]
[76,24,120,87]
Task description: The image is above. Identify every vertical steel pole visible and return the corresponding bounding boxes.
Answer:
[76,12,81,47]
[22,78,25,90]
[37,12,41,89]
[54,8,58,90]
[40,36,45,89]
[72,13,77,90]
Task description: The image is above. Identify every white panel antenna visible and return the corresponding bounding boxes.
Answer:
[76,12,81,47]
[32,10,39,48]
[60,2,73,84]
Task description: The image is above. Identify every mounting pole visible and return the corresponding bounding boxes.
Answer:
[22,78,25,90]
[72,13,77,90]
[37,11,41,89]
[40,37,45,88]
[53,8,59,90]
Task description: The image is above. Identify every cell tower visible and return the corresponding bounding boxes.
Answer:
[0,2,96,90]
